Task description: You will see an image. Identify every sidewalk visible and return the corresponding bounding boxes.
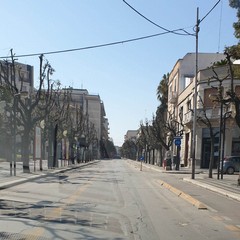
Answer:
[0,159,98,190]
[127,160,240,202]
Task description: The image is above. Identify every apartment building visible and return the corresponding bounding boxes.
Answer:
[125,130,138,142]
[69,88,109,158]
[0,60,34,93]
[0,61,34,159]
[186,64,240,168]
[168,53,233,168]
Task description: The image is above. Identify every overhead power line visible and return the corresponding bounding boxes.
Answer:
[0,31,189,59]
[200,0,221,23]
[122,0,194,36]
[0,1,221,60]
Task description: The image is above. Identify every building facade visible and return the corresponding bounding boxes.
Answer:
[125,130,138,142]
[68,88,109,159]
[168,53,240,168]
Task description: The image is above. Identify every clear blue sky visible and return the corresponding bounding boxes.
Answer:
[0,0,238,146]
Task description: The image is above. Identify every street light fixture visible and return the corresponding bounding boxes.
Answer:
[39,120,45,171]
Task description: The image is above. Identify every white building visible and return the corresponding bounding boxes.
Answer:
[167,52,240,168]
[125,130,138,142]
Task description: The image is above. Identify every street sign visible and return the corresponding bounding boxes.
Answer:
[174,139,181,146]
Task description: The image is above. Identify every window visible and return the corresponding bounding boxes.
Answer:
[20,70,30,82]
[204,88,219,108]
[187,100,191,111]
[179,106,183,121]
[184,76,193,87]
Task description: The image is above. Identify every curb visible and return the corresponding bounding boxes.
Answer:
[157,179,208,210]
[183,178,240,202]
[126,160,240,202]
[127,160,208,210]
[0,160,99,190]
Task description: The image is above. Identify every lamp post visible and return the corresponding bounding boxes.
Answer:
[63,130,67,166]
[218,100,223,180]
[39,120,45,171]
[191,7,200,179]
[79,134,86,162]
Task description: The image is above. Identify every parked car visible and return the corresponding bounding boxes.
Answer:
[220,156,240,174]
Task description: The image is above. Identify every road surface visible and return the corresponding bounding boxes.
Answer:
[0,159,239,240]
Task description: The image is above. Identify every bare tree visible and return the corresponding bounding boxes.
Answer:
[197,96,218,178]
[0,51,57,173]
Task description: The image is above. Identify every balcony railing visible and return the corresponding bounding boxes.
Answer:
[183,107,221,124]
[184,110,193,124]
[169,91,178,104]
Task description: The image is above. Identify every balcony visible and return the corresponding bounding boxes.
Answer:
[184,110,193,124]
[183,107,222,126]
[169,91,178,104]
[205,107,221,119]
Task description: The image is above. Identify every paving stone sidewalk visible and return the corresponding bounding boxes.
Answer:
[0,159,98,189]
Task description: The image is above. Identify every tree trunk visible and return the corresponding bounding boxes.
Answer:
[21,130,30,173]
[152,149,155,165]
[175,146,181,170]
[159,147,163,166]
[53,123,58,168]
[208,136,215,178]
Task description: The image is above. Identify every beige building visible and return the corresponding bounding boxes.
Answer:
[125,130,138,142]
[70,89,108,138]
[0,60,34,94]
[69,89,109,158]
[168,53,240,168]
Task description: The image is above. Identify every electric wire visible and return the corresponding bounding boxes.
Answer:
[0,0,222,60]
[199,0,221,23]
[0,31,185,59]
[122,0,194,36]
[217,0,223,52]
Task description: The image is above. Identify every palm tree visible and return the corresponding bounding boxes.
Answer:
[157,73,169,107]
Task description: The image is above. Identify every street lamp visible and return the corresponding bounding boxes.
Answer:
[191,7,200,180]
[62,130,67,166]
[39,120,45,171]
[79,134,86,162]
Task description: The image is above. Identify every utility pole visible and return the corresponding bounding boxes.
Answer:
[192,8,200,180]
